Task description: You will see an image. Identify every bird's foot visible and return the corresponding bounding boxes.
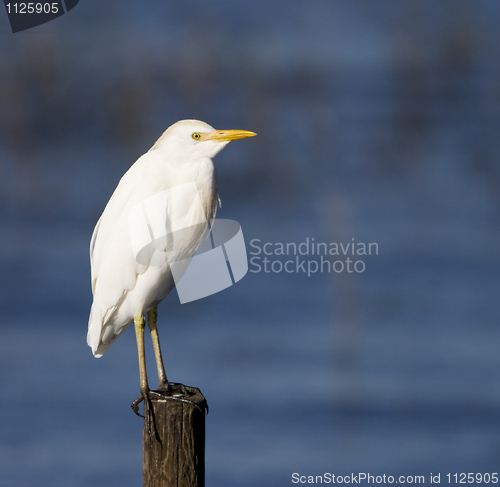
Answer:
[156,381,188,397]
[131,383,208,430]
[151,382,208,414]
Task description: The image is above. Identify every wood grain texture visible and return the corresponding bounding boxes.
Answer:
[143,386,207,487]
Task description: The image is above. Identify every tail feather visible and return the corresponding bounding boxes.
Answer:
[87,303,103,357]
[87,301,133,357]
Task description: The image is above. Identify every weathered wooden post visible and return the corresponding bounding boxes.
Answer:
[143,385,207,487]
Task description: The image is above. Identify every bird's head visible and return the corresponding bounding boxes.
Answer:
[151,120,256,161]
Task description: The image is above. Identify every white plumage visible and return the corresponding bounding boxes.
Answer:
[87,119,256,412]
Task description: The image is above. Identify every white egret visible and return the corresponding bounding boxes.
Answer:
[87,120,256,426]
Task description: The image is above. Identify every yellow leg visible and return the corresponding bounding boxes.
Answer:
[134,311,148,394]
[131,310,156,436]
[147,307,168,388]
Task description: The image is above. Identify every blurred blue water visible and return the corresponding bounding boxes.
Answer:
[1,1,500,486]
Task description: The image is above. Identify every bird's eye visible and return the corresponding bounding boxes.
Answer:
[192,133,201,140]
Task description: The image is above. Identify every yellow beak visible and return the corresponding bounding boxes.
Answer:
[202,129,257,142]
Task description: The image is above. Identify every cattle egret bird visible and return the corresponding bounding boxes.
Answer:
[87,120,256,427]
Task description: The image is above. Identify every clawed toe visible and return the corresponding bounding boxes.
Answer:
[131,394,145,417]
[131,390,158,438]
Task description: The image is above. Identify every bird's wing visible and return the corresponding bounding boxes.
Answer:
[88,152,164,353]
[87,152,217,355]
